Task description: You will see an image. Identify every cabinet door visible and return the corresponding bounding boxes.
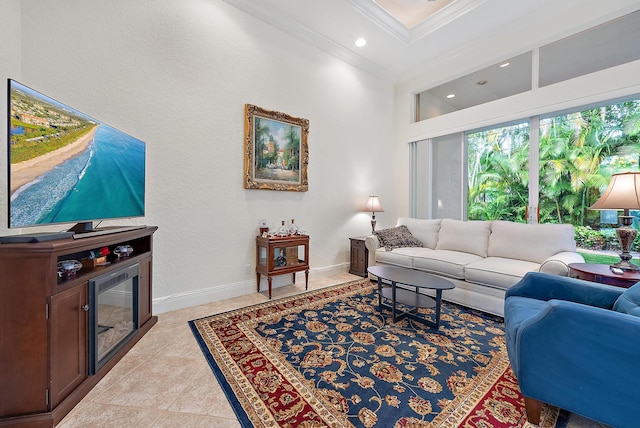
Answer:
[139,255,153,325]
[49,285,88,409]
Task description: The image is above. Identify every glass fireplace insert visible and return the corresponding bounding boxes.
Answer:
[88,263,139,374]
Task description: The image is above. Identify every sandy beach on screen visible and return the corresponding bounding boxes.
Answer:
[10,125,99,196]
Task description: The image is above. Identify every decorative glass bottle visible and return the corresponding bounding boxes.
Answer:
[288,219,299,235]
[276,220,289,236]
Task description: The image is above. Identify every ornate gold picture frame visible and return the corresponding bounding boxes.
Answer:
[244,104,309,191]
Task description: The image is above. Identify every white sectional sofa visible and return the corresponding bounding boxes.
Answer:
[365,217,585,316]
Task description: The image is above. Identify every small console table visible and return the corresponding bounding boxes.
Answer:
[569,262,640,288]
[256,234,309,299]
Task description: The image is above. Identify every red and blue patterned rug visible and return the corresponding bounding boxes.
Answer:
[189,279,561,427]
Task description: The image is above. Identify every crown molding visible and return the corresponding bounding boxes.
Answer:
[222,0,396,82]
[347,0,488,44]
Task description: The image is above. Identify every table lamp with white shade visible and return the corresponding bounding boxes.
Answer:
[589,171,640,271]
[365,195,384,234]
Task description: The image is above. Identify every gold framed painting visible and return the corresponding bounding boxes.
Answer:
[244,104,309,191]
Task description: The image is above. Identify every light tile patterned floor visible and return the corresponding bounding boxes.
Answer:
[58,273,608,428]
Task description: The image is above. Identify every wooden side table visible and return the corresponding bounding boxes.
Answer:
[256,234,309,298]
[349,237,369,277]
[569,263,640,288]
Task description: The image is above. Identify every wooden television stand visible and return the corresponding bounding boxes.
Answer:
[0,226,158,427]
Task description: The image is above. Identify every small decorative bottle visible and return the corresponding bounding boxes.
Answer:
[277,220,289,236]
[288,219,299,235]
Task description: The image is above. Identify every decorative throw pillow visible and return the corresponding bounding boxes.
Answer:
[374,225,424,251]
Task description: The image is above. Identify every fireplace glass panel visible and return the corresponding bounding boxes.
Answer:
[89,263,139,374]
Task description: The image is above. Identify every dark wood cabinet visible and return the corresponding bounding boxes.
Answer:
[256,234,309,299]
[49,285,88,409]
[0,226,157,427]
[349,237,369,277]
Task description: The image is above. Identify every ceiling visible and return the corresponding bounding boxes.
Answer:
[222,0,640,82]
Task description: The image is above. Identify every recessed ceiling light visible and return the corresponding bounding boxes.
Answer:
[355,38,367,47]
[446,94,455,99]
[500,62,510,68]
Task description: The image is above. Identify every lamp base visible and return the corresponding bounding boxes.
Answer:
[611,260,639,271]
[613,221,639,271]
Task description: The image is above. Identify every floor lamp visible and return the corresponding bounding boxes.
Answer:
[589,172,640,271]
[366,196,384,234]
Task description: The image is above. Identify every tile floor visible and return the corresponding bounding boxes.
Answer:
[58,273,608,428]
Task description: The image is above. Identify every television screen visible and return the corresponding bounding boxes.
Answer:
[7,80,145,230]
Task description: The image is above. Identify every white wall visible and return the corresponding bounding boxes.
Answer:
[0,0,21,236]
[0,0,395,312]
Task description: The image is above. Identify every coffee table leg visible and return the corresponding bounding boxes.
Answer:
[392,281,397,321]
[377,276,382,309]
[434,289,443,328]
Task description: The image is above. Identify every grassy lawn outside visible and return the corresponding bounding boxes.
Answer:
[578,251,640,266]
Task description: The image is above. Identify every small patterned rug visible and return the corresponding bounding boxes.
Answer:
[189,279,560,427]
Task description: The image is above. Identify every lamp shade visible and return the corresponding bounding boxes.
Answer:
[589,172,640,210]
[365,195,384,213]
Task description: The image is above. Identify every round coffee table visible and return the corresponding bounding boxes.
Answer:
[368,265,455,328]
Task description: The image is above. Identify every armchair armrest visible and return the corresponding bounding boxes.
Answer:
[539,251,585,276]
[513,299,640,420]
[506,271,622,309]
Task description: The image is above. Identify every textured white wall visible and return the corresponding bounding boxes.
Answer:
[0,0,395,312]
[0,0,21,238]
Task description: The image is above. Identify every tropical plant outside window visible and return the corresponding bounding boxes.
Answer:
[468,122,529,223]
[468,99,640,252]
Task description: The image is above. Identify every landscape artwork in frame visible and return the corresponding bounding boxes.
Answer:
[244,104,309,191]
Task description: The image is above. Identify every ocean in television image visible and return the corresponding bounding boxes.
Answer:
[8,80,145,229]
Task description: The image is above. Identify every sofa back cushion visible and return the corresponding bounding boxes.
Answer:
[488,221,576,263]
[435,219,491,257]
[397,218,441,249]
[613,282,640,316]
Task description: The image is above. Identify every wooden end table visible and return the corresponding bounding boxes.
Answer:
[569,262,640,288]
[349,237,369,277]
[256,234,309,298]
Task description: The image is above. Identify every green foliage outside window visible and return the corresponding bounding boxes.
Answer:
[468,100,640,240]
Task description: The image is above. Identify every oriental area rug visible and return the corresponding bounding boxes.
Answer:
[189,279,562,427]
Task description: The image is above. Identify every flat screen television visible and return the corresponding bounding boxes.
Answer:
[7,79,145,233]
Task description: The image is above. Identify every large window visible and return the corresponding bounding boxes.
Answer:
[411,98,640,232]
[467,122,529,222]
[538,103,640,226]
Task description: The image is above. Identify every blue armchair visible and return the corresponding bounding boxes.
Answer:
[504,271,640,428]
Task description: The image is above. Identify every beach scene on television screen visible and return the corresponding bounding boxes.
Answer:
[9,81,145,228]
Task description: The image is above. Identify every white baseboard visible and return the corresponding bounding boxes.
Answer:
[153,263,349,314]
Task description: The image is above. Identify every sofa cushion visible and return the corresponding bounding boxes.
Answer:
[488,221,576,263]
[612,282,640,316]
[412,249,482,280]
[465,257,541,290]
[374,225,424,251]
[435,219,491,257]
[397,217,441,249]
[374,247,428,268]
